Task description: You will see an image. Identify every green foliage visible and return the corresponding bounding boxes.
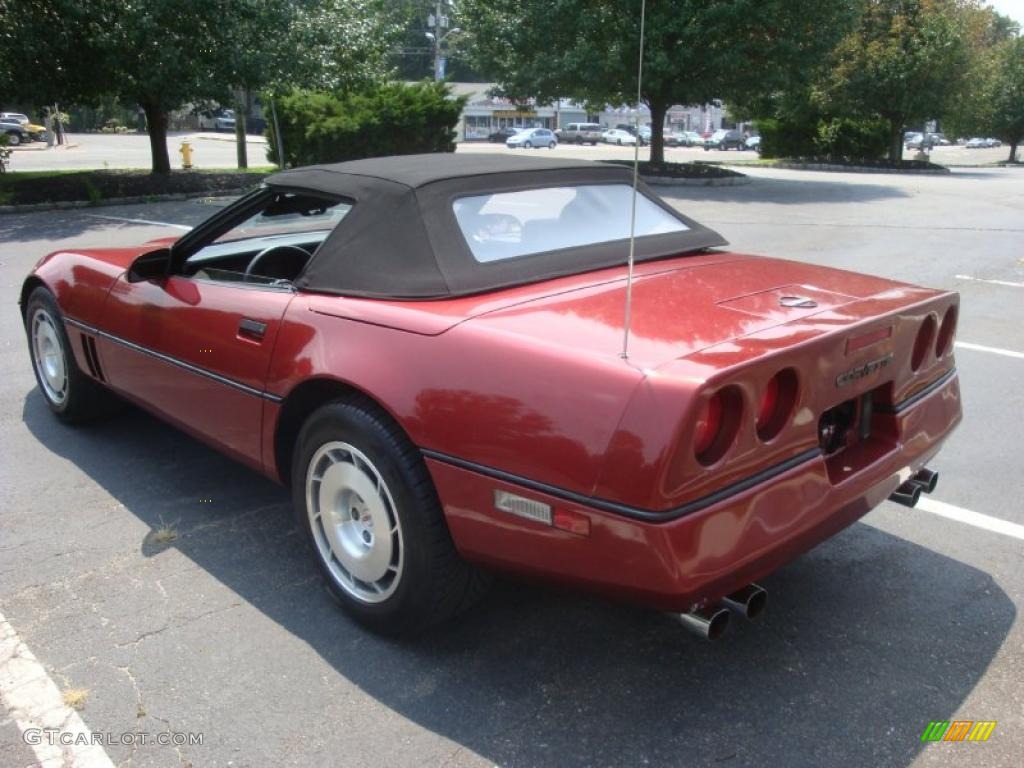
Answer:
[759,114,888,160]
[815,118,890,159]
[986,38,1024,158]
[461,0,856,163]
[824,0,973,160]
[0,1,398,173]
[267,81,466,167]
[757,118,818,159]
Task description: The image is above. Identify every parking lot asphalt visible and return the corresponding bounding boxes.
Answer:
[1,165,1022,767]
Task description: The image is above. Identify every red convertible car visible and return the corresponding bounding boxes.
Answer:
[21,155,961,638]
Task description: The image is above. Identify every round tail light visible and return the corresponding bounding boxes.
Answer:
[911,315,936,371]
[756,369,798,442]
[694,386,743,465]
[936,305,957,357]
[695,393,723,456]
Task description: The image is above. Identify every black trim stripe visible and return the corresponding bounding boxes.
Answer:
[63,317,284,403]
[877,368,957,415]
[422,447,823,523]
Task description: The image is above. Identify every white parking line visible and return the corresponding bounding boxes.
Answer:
[0,611,115,768]
[84,214,192,230]
[954,341,1024,360]
[955,274,1024,288]
[917,498,1024,541]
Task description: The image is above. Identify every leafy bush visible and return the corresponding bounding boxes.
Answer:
[813,118,888,159]
[758,116,888,160]
[267,81,467,167]
[757,117,818,159]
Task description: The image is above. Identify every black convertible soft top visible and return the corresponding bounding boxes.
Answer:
[266,154,727,299]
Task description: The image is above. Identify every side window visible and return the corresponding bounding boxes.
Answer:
[186,193,351,285]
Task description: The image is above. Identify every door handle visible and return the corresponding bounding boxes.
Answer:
[238,318,267,341]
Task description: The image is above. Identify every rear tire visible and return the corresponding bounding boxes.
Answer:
[24,287,119,424]
[7,132,21,146]
[292,398,489,635]
[548,141,556,149]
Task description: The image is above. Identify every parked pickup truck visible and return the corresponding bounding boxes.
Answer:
[556,123,603,145]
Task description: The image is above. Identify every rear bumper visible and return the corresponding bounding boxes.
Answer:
[427,371,961,612]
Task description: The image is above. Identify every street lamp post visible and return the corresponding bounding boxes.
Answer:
[425,0,460,80]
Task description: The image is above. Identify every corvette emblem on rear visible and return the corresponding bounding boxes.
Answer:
[779,295,818,308]
[836,353,894,387]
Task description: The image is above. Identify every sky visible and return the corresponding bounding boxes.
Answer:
[986,0,1024,25]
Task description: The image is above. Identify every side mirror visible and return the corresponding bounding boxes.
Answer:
[126,248,171,283]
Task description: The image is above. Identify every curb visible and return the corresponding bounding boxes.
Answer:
[641,174,751,187]
[766,161,950,175]
[0,187,256,215]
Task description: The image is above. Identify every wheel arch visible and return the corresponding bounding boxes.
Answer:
[273,376,411,488]
[19,275,50,320]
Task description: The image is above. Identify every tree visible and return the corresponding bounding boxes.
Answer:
[0,0,397,174]
[462,0,855,164]
[988,38,1024,162]
[824,0,973,162]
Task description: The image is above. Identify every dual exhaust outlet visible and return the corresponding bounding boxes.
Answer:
[676,467,937,640]
[889,468,939,508]
[674,584,766,641]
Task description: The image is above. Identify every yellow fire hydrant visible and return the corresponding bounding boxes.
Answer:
[179,141,193,169]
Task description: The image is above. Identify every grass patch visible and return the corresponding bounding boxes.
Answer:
[152,522,178,545]
[760,156,946,171]
[0,168,272,206]
[62,688,89,711]
[606,159,746,179]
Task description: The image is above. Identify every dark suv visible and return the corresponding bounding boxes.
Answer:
[704,129,745,151]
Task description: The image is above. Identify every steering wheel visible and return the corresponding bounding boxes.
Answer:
[244,244,311,282]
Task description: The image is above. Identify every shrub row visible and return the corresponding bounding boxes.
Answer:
[267,81,466,167]
[759,117,889,160]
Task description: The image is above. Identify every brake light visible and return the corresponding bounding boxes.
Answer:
[936,305,957,357]
[694,386,743,465]
[756,369,798,442]
[911,315,936,371]
[694,393,722,456]
[757,376,779,429]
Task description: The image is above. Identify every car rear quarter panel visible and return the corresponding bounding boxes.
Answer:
[263,295,645,495]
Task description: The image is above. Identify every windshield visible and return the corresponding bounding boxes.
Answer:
[452,183,689,263]
[214,193,351,244]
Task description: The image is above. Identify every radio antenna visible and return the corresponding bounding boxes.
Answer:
[621,0,647,360]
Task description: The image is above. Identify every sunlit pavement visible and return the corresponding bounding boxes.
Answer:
[5,131,270,172]
[5,132,1015,173]
[1,166,1022,767]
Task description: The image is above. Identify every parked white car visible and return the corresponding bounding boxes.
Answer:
[0,112,31,125]
[602,129,637,146]
[506,128,557,149]
[198,109,236,132]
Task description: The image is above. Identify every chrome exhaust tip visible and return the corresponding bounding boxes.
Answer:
[722,584,767,621]
[673,604,731,641]
[889,480,922,508]
[910,468,938,494]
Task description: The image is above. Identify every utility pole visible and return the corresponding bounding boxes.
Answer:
[426,0,460,80]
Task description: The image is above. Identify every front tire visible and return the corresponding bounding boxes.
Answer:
[524,140,533,148]
[24,287,117,423]
[292,399,489,635]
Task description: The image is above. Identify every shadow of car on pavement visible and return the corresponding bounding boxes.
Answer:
[22,391,1014,767]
